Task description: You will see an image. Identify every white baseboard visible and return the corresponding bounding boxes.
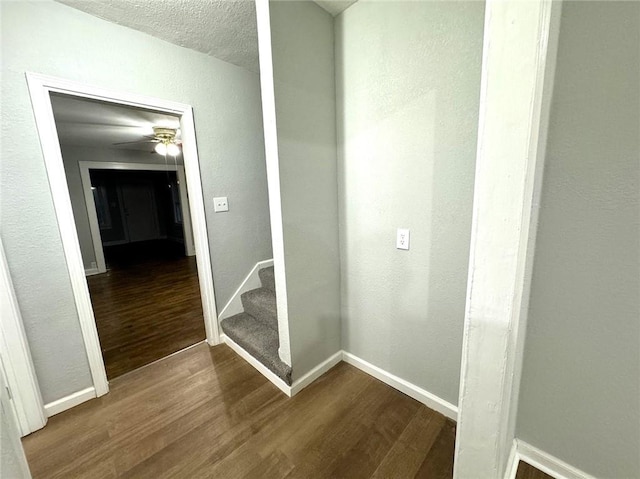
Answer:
[220,340,458,421]
[84,267,100,276]
[505,441,520,479]
[218,259,274,320]
[220,334,292,396]
[342,352,458,421]
[514,440,597,479]
[220,335,342,399]
[44,386,96,417]
[290,350,343,396]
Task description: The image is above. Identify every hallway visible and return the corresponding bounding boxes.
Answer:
[87,240,205,379]
[21,342,551,479]
[22,343,457,478]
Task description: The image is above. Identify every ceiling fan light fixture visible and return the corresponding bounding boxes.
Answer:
[155,142,168,155]
[167,142,180,157]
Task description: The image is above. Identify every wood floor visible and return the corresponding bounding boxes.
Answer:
[23,343,457,478]
[515,461,554,479]
[87,241,205,379]
[23,342,555,479]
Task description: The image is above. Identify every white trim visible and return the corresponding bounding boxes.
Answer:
[505,441,520,479]
[0,239,47,436]
[79,161,186,171]
[218,259,274,320]
[179,107,220,346]
[26,74,109,397]
[342,352,458,421]
[221,333,340,398]
[221,334,292,397]
[176,166,196,257]
[44,387,96,417]
[84,267,101,277]
[515,440,597,479]
[0,363,32,478]
[79,164,107,274]
[506,0,563,450]
[220,340,458,419]
[290,350,342,396]
[453,2,561,477]
[25,73,222,402]
[255,0,291,366]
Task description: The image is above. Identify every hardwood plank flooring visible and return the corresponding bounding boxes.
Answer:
[23,343,457,479]
[515,461,555,479]
[87,241,205,379]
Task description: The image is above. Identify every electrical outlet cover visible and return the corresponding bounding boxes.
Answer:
[213,196,229,212]
[396,228,410,250]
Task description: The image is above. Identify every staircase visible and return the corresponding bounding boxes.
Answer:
[220,267,292,385]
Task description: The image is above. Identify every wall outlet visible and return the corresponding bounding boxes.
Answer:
[213,196,229,212]
[396,228,410,250]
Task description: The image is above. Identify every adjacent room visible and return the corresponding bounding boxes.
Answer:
[49,94,206,379]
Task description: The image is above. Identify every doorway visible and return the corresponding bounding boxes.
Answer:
[49,93,209,380]
[80,167,205,379]
[27,73,220,397]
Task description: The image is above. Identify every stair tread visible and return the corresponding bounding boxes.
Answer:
[221,313,291,385]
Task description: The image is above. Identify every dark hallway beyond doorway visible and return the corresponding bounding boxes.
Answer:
[88,239,205,379]
[103,239,186,268]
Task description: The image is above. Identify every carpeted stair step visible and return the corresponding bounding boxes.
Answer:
[259,266,275,292]
[221,313,292,385]
[241,287,277,331]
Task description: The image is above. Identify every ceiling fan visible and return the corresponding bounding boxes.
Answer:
[113,126,182,156]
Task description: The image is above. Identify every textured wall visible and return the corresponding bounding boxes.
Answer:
[517,2,640,477]
[269,1,342,380]
[1,0,272,403]
[59,146,186,269]
[336,1,484,405]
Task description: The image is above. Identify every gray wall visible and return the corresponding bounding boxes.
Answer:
[336,1,484,405]
[59,145,186,270]
[517,2,640,477]
[270,1,342,380]
[1,0,272,403]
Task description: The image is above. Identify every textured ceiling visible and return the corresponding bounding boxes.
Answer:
[56,0,260,72]
[51,93,181,152]
[314,0,358,16]
[55,1,358,73]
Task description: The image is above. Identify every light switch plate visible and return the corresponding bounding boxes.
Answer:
[213,196,229,212]
[397,228,410,250]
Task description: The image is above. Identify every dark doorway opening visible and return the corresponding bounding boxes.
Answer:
[87,169,205,379]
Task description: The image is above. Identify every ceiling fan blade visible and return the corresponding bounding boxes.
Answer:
[112,139,159,146]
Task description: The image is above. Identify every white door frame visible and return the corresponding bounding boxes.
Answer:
[453,1,562,477]
[79,161,196,275]
[0,238,47,436]
[1,358,33,478]
[26,72,221,399]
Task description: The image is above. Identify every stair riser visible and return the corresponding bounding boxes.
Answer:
[242,296,278,332]
[220,313,292,384]
[259,267,276,292]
